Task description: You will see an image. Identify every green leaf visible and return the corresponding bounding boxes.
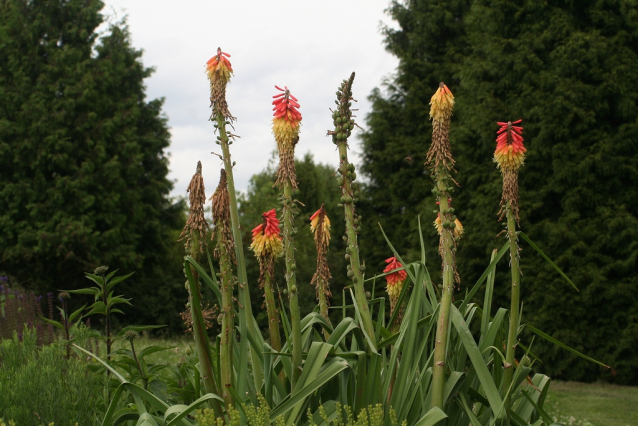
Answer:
[73,344,127,383]
[451,305,505,419]
[106,272,135,293]
[270,357,349,422]
[85,301,107,316]
[117,325,166,337]
[519,232,579,292]
[165,393,224,425]
[100,383,128,426]
[525,324,609,368]
[185,256,222,307]
[68,304,86,323]
[413,407,447,426]
[459,241,509,313]
[66,287,100,297]
[39,316,64,331]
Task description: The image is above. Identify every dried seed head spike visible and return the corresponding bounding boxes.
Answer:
[272,85,302,188]
[494,120,526,222]
[210,169,235,263]
[426,82,455,171]
[179,161,209,253]
[310,205,332,298]
[206,47,234,121]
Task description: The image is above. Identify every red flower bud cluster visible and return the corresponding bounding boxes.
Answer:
[206,48,232,74]
[272,86,302,123]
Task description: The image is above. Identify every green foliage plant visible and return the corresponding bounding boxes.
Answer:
[67,266,133,360]
[328,73,376,347]
[0,329,104,426]
[40,292,85,358]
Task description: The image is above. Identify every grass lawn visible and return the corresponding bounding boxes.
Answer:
[545,381,638,426]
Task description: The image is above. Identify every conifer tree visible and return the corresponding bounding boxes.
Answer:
[360,0,638,383]
[0,0,184,327]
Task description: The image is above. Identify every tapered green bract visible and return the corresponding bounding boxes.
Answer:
[179,162,223,417]
[329,73,375,346]
[211,169,236,409]
[428,83,460,410]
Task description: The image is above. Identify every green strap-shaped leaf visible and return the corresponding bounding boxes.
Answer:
[459,241,509,313]
[412,407,447,426]
[525,324,609,368]
[519,231,579,292]
[165,393,223,426]
[450,305,506,420]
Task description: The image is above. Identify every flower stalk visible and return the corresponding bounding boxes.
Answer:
[329,73,376,346]
[207,48,262,394]
[272,85,303,386]
[428,82,460,410]
[179,162,223,416]
[211,169,236,409]
[494,120,526,404]
[250,209,284,352]
[310,205,332,338]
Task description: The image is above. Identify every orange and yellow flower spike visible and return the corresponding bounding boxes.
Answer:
[427,83,455,170]
[206,48,233,120]
[384,257,407,318]
[272,86,302,188]
[310,205,332,330]
[494,119,526,171]
[494,120,526,221]
[250,209,283,258]
[310,206,331,247]
[206,48,233,85]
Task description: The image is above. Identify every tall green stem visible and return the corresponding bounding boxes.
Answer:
[431,176,455,410]
[263,267,281,352]
[282,181,303,387]
[188,234,223,417]
[502,201,520,403]
[317,276,331,340]
[338,143,375,345]
[215,113,263,393]
[218,235,235,409]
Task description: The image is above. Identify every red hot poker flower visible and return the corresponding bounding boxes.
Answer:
[206,48,233,74]
[272,85,302,123]
[494,119,526,171]
[250,209,283,258]
[384,257,407,293]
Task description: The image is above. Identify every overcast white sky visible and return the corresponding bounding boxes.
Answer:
[100,1,399,198]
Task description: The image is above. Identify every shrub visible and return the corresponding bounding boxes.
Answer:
[0,329,104,426]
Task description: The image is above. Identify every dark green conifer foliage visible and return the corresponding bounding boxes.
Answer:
[0,0,185,329]
[360,0,638,383]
